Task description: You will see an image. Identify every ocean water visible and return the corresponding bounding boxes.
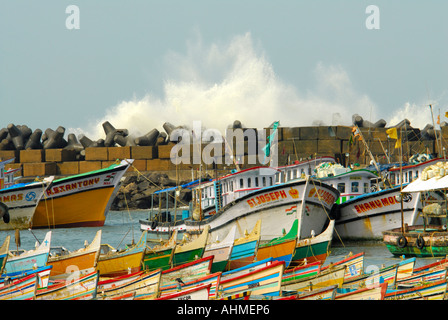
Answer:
[0,210,442,271]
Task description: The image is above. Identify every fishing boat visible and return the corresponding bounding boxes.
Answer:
[141,176,339,245]
[36,269,99,300]
[281,264,346,292]
[385,279,448,300]
[383,161,448,257]
[0,236,10,273]
[47,230,102,278]
[156,283,212,300]
[256,219,298,268]
[31,159,133,229]
[0,177,54,231]
[159,272,221,299]
[97,231,147,277]
[396,267,447,288]
[227,220,261,270]
[322,251,365,282]
[172,225,209,267]
[4,231,51,274]
[341,262,399,290]
[0,273,38,300]
[161,256,213,288]
[202,225,236,273]
[335,282,387,300]
[277,285,337,300]
[142,229,177,272]
[281,261,322,285]
[97,268,162,300]
[219,259,285,298]
[2,265,52,290]
[289,219,335,267]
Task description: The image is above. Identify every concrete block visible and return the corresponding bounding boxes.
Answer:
[23,162,57,177]
[131,146,157,160]
[0,150,19,163]
[107,146,131,160]
[79,161,102,173]
[20,149,45,163]
[45,149,77,162]
[85,147,109,161]
[56,162,80,176]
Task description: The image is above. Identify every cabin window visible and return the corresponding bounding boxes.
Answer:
[364,183,369,193]
[240,179,244,188]
[230,181,233,192]
[262,177,266,187]
[248,178,251,188]
[351,182,359,193]
[415,171,419,179]
[337,183,345,193]
[255,177,259,187]
[293,169,298,179]
[408,171,412,182]
[269,177,273,185]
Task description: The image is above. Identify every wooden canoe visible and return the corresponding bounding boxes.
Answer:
[4,231,52,274]
[227,220,261,270]
[161,256,213,288]
[0,273,38,300]
[219,260,285,298]
[159,272,221,300]
[47,230,102,278]
[172,225,209,267]
[203,225,236,273]
[0,236,10,274]
[97,231,147,277]
[36,270,99,300]
[256,219,298,269]
[282,264,347,292]
[335,282,388,300]
[142,230,177,272]
[322,251,365,282]
[97,268,162,300]
[156,283,212,300]
[385,279,448,300]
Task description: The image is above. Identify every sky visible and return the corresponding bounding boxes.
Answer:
[0,1,447,140]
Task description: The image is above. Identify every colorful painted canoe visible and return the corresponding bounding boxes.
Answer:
[0,177,53,230]
[0,273,38,300]
[142,230,177,272]
[97,270,145,292]
[289,219,334,267]
[202,225,236,273]
[172,225,209,267]
[322,251,365,282]
[281,264,347,292]
[383,225,448,257]
[97,231,147,277]
[219,260,285,297]
[227,220,261,270]
[161,256,213,288]
[276,285,337,300]
[342,263,398,290]
[396,257,416,281]
[36,270,99,300]
[385,279,448,300]
[47,230,102,278]
[31,159,132,229]
[160,272,221,300]
[256,219,298,268]
[413,258,448,274]
[2,265,52,290]
[282,261,322,285]
[0,235,10,273]
[4,231,51,274]
[395,267,447,288]
[156,283,212,300]
[97,269,162,300]
[335,282,388,300]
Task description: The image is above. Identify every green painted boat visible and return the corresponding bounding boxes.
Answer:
[289,219,334,268]
[142,230,177,271]
[172,225,209,267]
[383,225,448,257]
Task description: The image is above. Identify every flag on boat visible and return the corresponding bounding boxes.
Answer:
[386,127,401,149]
[285,205,297,215]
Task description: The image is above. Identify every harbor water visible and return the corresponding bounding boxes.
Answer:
[0,210,442,271]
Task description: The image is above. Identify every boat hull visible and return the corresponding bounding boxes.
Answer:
[383,225,448,257]
[335,187,423,240]
[0,181,49,230]
[31,160,131,229]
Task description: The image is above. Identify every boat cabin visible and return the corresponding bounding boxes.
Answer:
[0,158,16,189]
[275,156,336,184]
[388,158,447,186]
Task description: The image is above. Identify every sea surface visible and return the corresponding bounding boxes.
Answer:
[0,210,442,270]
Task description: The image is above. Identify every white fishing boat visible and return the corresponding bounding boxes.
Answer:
[141,176,339,243]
